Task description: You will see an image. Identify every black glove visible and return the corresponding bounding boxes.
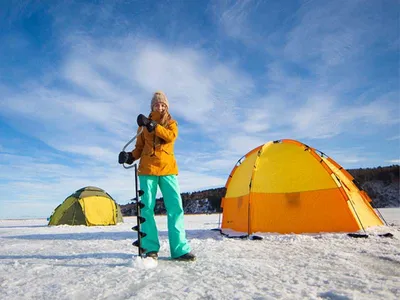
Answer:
[118,151,134,164]
[137,114,157,133]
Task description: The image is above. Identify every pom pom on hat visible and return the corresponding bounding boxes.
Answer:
[151,91,169,110]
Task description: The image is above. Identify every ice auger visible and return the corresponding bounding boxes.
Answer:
[121,127,147,257]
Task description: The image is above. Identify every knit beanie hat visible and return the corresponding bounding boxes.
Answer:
[151,91,169,110]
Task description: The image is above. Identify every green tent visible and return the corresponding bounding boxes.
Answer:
[48,186,124,226]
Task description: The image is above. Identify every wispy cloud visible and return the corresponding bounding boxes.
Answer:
[212,0,399,138]
[386,159,400,164]
[212,0,260,44]
[388,136,400,141]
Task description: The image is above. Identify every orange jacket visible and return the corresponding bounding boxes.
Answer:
[131,114,179,176]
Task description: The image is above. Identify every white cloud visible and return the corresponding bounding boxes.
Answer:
[225,135,264,157]
[290,95,338,138]
[211,0,253,40]
[1,36,256,162]
[177,171,226,192]
[388,136,400,141]
[240,108,271,133]
[322,148,367,166]
[385,159,400,164]
[283,1,389,67]
[130,42,254,127]
[0,151,139,218]
[63,60,119,99]
[357,93,400,125]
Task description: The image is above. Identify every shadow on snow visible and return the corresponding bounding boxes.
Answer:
[0,225,48,229]
[4,229,223,241]
[0,252,133,261]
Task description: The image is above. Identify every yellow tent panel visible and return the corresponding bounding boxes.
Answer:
[78,195,117,226]
[221,139,384,234]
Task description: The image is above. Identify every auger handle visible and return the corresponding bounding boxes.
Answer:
[121,127,144,169]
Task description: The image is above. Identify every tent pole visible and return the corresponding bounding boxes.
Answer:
[348,200,366,233]
[247,198,251,238]
[72,206,76,225]
[375,208,389,226]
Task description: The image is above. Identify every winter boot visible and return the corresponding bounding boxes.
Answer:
[145,251,158,260]
[174,252,196,261]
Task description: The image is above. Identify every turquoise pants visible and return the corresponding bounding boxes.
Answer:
[139,175,191,258]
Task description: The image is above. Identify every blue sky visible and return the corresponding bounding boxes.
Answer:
[0,0,399,219]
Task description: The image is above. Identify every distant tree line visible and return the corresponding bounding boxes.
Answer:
[349,165,399,185]
[181,188,226,212]
[120,187,226,216]
[120,165,399,216]
[349,165,399,208]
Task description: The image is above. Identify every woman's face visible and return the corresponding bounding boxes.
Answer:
[153,102,167,113]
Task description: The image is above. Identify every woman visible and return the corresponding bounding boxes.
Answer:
[119,91,196,261]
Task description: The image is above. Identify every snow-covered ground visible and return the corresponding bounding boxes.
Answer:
[0,208,399,300]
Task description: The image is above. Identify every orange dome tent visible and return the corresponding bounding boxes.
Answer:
[221,139,384,235]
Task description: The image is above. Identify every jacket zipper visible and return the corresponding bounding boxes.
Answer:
[152,133,156,156]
